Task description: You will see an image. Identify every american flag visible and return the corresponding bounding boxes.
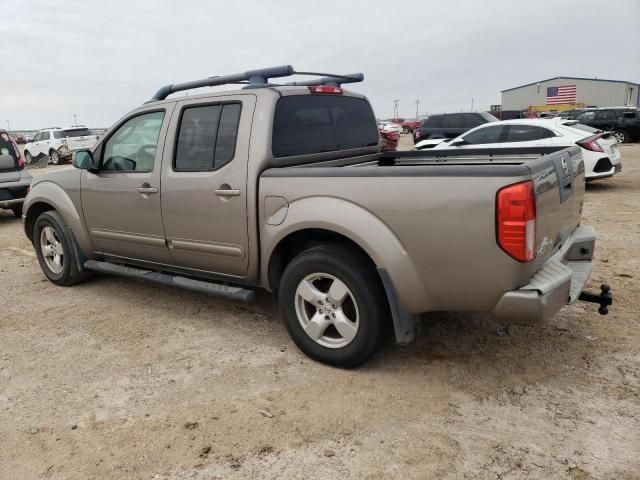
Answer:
[546,85,577,105]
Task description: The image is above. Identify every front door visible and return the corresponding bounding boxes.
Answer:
[81,106,175,264]
[161,95,254,278]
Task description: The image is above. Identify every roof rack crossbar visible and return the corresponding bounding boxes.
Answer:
[149,66,364,101]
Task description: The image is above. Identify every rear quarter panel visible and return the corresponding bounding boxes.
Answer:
[260,167,543,314]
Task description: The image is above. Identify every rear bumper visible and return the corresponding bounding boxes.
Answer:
[0,179,31,208]
[493,225,596,323]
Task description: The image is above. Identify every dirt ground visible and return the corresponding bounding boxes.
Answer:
[1,140,639,480]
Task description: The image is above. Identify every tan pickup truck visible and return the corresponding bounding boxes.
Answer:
[23,66,612,367]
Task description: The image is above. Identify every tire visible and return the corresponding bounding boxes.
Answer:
[612,130,629,144]
[11,204,23,218]
[49,150,61,165]
[403,127,409,134]
[33,210,88,286]
[24,151,33,165]
[278,244,389,368]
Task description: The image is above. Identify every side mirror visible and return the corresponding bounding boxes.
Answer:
[450,139,467,146]
[72,149,97,170]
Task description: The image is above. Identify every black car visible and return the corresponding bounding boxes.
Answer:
[572,108,640,143]
[413,112,498,144]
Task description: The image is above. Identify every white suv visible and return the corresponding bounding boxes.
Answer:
[24,127,98,165]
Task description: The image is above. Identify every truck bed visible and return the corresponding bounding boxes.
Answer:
[260,146,585,315]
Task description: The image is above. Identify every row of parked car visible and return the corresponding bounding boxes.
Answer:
[413,114,623,181]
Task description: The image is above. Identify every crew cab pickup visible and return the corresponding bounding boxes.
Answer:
[23,66,611,367]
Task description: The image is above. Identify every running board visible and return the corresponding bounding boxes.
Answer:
[83,260,255,303]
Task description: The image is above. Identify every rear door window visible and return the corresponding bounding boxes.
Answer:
[443,114,463,129]
[463,125,506,144]
[272,95,379,157]
[505,125,553,142]
[462,114,484,128]
[174,103,241,171]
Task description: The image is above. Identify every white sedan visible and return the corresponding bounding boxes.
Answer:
[416,119,621,180]
[377,121,403,134]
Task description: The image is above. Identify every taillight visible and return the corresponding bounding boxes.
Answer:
[17,155,25,169]
[308,85,343,94]
[414,130,421,140]
[496,181,536,262]
[577,134,604,152]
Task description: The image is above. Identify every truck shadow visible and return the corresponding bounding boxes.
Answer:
[366,310,597,396]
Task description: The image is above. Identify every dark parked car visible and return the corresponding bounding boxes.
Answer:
[571,108,640,143]
[413,112,498,144]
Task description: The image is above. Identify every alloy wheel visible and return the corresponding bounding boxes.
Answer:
[40,226,64,274]
[294,273,360,349]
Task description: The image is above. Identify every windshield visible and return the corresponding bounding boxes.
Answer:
[63,128,92,137]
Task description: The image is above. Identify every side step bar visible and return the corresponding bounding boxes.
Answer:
[83,260,255,303]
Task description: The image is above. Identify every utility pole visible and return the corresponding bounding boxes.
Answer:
[415,99,420,119]
[471,98,474,112]
[393,99,399,120]
[73,114,77,126]
[6,120,10,131]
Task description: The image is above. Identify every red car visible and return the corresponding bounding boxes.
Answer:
[389,118,422,134]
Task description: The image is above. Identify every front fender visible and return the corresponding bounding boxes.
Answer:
[261,196,432,314]
[24,180,94,257]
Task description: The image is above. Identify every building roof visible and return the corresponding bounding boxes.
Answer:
[502,76,640,93]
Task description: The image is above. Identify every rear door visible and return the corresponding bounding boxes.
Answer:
[81,106,174,264]
[161,95,254,277]
[593,110,617,131]
[442,113,463,138]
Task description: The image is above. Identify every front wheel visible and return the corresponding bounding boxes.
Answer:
[613,130,629,143]
[278,245,389,368]
[33,210,88,286]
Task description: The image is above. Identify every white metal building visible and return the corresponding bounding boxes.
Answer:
[501,77,640,110]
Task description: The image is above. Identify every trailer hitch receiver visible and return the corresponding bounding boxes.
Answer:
[578,284,612,315]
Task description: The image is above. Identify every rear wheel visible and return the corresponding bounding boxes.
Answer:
[278,245,388,368]
[24,151,33,165]
[33,211,88,286]
[49,150,61,165]
[613,129,629,143]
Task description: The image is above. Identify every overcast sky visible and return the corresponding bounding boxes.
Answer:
[1,0,639,129]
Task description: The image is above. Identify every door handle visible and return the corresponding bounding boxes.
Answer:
[137,186,158,194]
[214,189,241,197]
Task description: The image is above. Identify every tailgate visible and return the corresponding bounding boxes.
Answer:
[65,135,97,150]
[530,146,585,267]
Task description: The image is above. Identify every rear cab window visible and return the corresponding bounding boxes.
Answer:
[272,95,378,158]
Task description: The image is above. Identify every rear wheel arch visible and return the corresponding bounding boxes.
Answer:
[267,229,379,293]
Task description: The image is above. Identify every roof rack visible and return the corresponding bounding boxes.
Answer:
[149,65,364,101]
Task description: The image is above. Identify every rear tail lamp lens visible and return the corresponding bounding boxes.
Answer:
[577,134,604,152]
[496,181,536,262]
